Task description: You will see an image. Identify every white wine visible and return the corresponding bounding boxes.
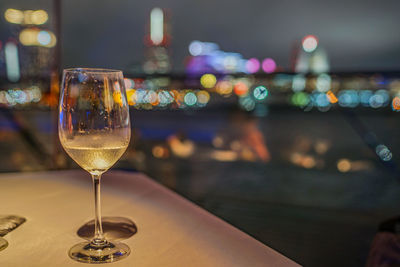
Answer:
[62,135,129,174]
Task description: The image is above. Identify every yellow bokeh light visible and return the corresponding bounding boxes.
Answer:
[5,9,24,24]
[19,28,39,46]
[337,159,351,172]
[200,74,217,89]
[23,10,34,24]
[31,10,48,25]
[5,8,48,25]
[19,28,56,48]
[126,89,136,105]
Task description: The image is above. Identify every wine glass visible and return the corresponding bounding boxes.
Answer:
[0,237,7,251]
[59,68,131,263]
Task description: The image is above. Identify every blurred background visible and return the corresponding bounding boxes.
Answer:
[1,0,400,266]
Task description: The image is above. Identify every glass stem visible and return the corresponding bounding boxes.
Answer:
[91,174,107,247]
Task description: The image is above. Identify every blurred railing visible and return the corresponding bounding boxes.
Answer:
[1,71,400,111]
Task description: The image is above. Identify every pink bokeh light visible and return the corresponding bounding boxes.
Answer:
[245,58,260,74]
[262,58,276,74]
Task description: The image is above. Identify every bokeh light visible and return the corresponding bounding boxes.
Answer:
[313,92,330,109]
[376,144,392,161]
[290,153,316,169]
[316,73,331,92]
[337,159,351,172]
[4,42,20,82]
[4,9,24,24]
[19,28,38,46]
[234,81,249,96]
[368,90,389,109]
[302,35,318,53]
[0,86,41,106]
[124,78,135,89]
[126,89,136,105]
[291,92,310,107]
[223,55,239,71]
[292,74,306,92]
[262,58,276,73]
[216,81,233,96]
[184,92,197,106]
[19,28,56,47]
[212,136,224,148]
[146,90,158,106]
[4,9,48,25]
[302,156,316,169]
[359,90,373,107]
[188,41,219,57]
[23,10,34,24]
[326,90,338,103]
[338,90,359,108]
[152,145,169,158]
[239,96,255,111]
[37,31,51,46]
[374,90,389,106]
[196,90,210,105]
[43,31,56,47]
[392,96,400,111]
[200,73,217,88]
[30,10,48,25]
[189,41,202,56]
[245,58,260,74]
[253,86,268,100]
[158,90,174,106]
[150,8,164,45]
[314,140,329,155]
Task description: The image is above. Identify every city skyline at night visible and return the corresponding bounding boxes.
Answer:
[0,0,399,72]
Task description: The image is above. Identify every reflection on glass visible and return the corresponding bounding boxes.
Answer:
[59,68,131,263]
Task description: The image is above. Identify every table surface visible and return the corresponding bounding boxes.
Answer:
[0,170,300,267]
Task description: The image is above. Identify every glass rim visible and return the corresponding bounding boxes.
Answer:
[63,68,123,74]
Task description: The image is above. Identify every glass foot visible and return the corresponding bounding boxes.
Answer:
[69,241,130,263]
[77,216,137,241]
[0,237,8,251]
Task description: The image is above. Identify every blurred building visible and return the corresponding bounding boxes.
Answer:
[2,8,56,81]
[292,35,330,74]
[143,8,171,74]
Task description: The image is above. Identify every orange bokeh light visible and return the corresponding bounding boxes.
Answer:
[392,97,400,111]
[234,82,249,96]
[326,90,338,103]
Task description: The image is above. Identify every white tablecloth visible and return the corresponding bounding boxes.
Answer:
[0,170,300,266]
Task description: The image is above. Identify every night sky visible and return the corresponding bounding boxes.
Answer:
[1,0,400,72]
